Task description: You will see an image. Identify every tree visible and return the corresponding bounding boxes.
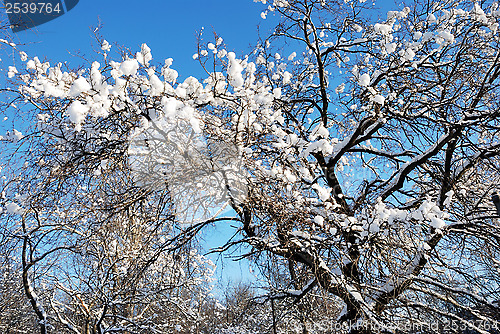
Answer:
[3,0,500,332]
[0,49,216,333]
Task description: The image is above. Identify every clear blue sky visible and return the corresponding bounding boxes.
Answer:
[3,0,269,79]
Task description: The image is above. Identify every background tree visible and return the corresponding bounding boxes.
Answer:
[0,51,216,333]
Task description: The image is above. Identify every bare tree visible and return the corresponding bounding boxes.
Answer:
[0,52,216,333]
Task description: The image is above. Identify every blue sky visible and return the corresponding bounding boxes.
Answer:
[4,0,269,78]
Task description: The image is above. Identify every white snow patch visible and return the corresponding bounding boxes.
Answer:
[69,77,91,97]
[7,66,17,78]
[312,183,332,201]
[119,59,139,76]
[101,40,111,52]
[374,23,392,35]
[430,217,446,229]
[282,71,292,84]
[136,43,152,66]
[385,42,397,54]
[227,52,244,88]
[6,202,23,215]
[314,215,324,227]
[67,101,89,131]
[373,94,385,105]
[358,73,370,87]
